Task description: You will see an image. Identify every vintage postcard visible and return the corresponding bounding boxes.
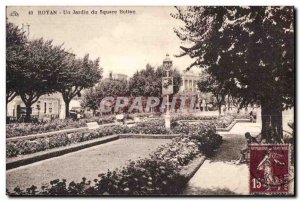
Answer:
[6,6,295,196]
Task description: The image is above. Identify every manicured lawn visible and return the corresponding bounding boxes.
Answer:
[6,138,171,192]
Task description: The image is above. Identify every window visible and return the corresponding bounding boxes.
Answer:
[49,102,52,113]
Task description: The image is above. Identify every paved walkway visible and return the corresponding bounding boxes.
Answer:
[182,134,249,195]
[218,121,261,136]
[182,122,261,195]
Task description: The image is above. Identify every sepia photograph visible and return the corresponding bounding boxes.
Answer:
[5,5,295,196]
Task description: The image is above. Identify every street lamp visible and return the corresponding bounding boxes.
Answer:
[162,54,173,130]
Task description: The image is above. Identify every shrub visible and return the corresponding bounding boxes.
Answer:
[152,137,200,166]
[190,131,222,156]
[6,143,18,158]
[135,120,168,134]
[172,122,222,156]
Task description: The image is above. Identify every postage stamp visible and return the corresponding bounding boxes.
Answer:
[249,144,291,195]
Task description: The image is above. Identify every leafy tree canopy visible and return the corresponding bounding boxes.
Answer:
[173,6,294,143]
[59,54,103,117]
[129,64,182,97]
[173,6,294,109]
[6,22,27,102]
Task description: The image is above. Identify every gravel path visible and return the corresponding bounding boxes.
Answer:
[7,138,171,192]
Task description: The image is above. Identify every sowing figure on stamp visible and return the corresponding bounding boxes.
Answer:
[257,148,285,190]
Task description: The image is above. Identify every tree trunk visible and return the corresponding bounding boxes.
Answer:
[227,95,230,111]
[6,102,8,118]
[65,100,70,118]
[61,87,83,119]
[261,99,283,143]
[20,94,40,123]
[24,103,32,122]
[218,104,221,115]
[215,95,221,115]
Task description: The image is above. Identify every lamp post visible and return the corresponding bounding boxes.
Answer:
[162,54,173,130]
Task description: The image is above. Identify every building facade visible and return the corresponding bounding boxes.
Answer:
[179,70,201,94]
[7,93,82,120]
[177,70,214,111]
[109,72,128,81]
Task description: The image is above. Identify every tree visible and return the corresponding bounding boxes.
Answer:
[6,22,27,105]
[82,78,130,115]
[198,73,227,115]
[94,78,129,114]
[97,78,129,98]
[81,88,99,116]
[129,64,182,97]
[59,54,102,118]
[14,38,69,121]
[173,6,294,143]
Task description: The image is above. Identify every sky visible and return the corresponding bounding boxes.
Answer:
[7,6,199,77]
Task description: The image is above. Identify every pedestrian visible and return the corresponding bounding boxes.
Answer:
[250,110,255,123]
[236,132,259,164]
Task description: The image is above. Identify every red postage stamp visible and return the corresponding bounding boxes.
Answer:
[249,144,290,195]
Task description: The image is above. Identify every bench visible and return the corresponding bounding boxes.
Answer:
[124,120,134,126]
[86,122,100,130]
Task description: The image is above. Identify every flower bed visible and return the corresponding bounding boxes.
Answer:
[9,123,222,195]
[6,120,171,158]
[215,115,235,128]
[7,112,248,139]
[230,113,250,119]
[6,113,163,139]
[6,113,243,159]
[7,126,117,158]
[171,115,217,122]
[6,121,171,158]
[127,112,162,119]
[6,113,238,158]
[172,115,235,129]
[6,116,116,138]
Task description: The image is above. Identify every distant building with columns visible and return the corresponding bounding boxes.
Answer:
[109,72,128,81]
[177,70,214,111]
[178,70,201,94]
